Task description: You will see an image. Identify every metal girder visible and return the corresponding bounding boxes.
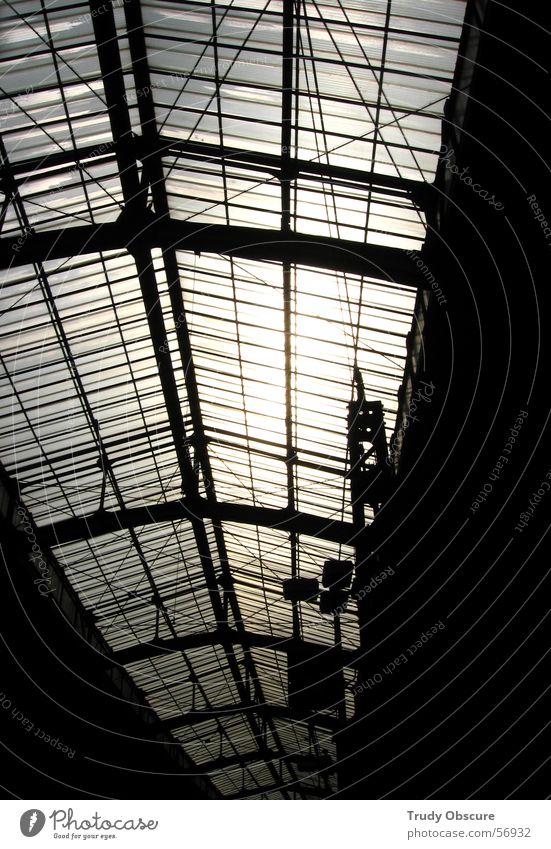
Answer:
[3,135,431,206]
[0,217,424,285]
[90,0,141,207]
[90,0,226,623]
[151,137,431,202]
[112,628,356,668]
[161,702,341,733]
[182,750,281,774]
[90,0,293,800]
[0,142,117,179]
[40,499,357,547]
[280,0,300,642]
[226,781,331,799]
[181,749,337,775]
[121,0,299,798]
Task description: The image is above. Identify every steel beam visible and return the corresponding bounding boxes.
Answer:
[40,499,357,547]
[0,142,117,179]
[91,0,287,798]
[182,750,281,774]
[226,781,331,799]
[112,628,355,668]
[161,702,341,733]
[181,749,337,775]
[3,136,430,205]
[89,0,141,207]
[0,217,424,285]
[153,136,430,201]
[122,0,297,797]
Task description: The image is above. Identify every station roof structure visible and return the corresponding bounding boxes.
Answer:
[0,0,466,798]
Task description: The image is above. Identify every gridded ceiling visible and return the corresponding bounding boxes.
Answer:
[0,0,466,798]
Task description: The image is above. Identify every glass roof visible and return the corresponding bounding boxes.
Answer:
[0,0,466,798]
